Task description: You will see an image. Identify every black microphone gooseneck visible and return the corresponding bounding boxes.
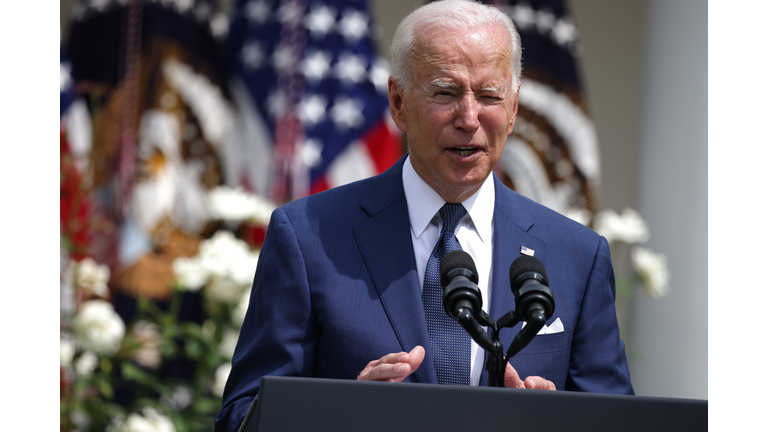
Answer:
[440,251,555,387]
[505,255,555,360]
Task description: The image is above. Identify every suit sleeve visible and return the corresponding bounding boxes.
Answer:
[214,207,319,432]
[565,236,634,394]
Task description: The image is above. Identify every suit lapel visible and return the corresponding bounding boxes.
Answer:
[479,176,547,386]
[352,156,436,384]
[489,174,547,319]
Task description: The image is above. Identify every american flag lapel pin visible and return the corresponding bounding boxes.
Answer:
[520,246,535,256]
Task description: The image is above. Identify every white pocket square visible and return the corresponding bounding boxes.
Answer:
[522,317,564,335]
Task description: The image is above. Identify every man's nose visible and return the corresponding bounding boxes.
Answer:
[454,96,480,131]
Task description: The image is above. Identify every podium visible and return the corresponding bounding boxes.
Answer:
[238,376,707,432]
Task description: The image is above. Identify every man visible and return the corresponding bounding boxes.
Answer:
[216,1,633,430]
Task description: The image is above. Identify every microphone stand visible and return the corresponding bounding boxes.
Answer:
[455,307,547,387]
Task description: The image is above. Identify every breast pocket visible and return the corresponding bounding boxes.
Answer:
[507,328,572,390]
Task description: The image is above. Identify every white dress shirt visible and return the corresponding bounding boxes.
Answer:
[402,155,495,386]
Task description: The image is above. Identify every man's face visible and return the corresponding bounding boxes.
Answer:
[389,24,519,203]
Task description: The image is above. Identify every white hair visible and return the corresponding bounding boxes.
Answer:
[391,0,523,92]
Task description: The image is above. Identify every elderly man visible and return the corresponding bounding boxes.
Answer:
[216,0,633,430]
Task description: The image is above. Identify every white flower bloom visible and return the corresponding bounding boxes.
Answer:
[199,231,248,279]
[171,230,259,302]
[212,362,232,396]
[75,351,99,376]
[112,408,176,432]
[231,289,251,327]
[593,207,650,245]
[75,257,111,297]
[219,328,241,360]
[71,411,93,431]
[229,249,259,287]
[564,207,591,226]
[171,255,209,291]
[197,231,259,304]
[206,275,245,305]
[72,300,126,356]
[207,185,276,225]
[130,321,163,369]
[61,338,76,367]
[631,247,670,299]
[161,385,193,411]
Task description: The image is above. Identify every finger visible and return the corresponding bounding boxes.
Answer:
[390,345,425,383]
[377,351,412,367]
[367,361,414,382]
[524,376,556,391]
[504,362,525,389]
[357,350,416,382]
[407,345,425,370]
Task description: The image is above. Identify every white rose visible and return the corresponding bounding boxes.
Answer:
[231,289,251,327]
[61,337,76,367]
[564,207,592,226]
[207,186,276,225]
[219,328,241,360]
[76,257,111,297]
[198,231,257,304]
[212,362,232,396]
[171,255,209,291]
[593,207,650,245]
[72,300,126,356]
[631,247,670,299]
[161,385,193,411]
[206,275,245,305]
[75,351,99,376]
[229,249,259,287]
[198,231,242,278]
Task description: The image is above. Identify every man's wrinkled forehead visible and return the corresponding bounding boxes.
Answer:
[410,25,513,72]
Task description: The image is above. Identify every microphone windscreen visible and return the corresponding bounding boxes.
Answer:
[440,250,477,287]
[509,255,548,285]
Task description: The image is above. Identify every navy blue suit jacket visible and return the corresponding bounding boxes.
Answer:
[216,156,633,432]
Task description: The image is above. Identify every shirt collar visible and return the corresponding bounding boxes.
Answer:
[402,155,495,242]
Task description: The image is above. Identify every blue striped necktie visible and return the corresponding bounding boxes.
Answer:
[422,203,471,385]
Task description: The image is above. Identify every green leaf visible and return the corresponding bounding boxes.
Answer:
[192,395,222,415]
[185,339,203,359]
[92,374,114,399]
[121,362,155,387]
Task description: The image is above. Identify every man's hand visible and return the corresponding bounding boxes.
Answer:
[504,362,556,390]
[357,346,425,382]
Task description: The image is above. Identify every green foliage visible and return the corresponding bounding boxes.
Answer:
[60,286,243,432]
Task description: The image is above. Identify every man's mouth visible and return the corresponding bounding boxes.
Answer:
[451,146,478,157]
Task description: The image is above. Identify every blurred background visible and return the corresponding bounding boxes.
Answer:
[58,0,706,430]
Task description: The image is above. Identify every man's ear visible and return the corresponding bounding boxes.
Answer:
[507,81,521,135]
[388,77,409,133]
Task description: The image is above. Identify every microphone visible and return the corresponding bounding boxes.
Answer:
[505,255,556,360]
[508,255,555,323]
[440,250,481,320]
[440,251,496,353]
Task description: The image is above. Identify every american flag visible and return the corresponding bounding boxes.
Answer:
[226,0,403,203]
